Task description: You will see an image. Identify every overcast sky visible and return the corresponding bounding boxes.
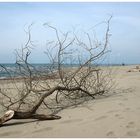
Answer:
[0,2,140,64]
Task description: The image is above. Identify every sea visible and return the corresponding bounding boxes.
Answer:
[0,63,130,79]
[0,63,80,79]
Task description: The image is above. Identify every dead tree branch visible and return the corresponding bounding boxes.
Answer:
[0,16,113,126]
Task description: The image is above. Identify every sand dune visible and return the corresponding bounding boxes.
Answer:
[0,65,140,138]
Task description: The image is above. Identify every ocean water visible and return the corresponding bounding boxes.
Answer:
[0,63,80,79]
[0,63,51,79]
[0,63,130,79]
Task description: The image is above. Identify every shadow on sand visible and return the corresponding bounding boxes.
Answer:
[1,119,38,127]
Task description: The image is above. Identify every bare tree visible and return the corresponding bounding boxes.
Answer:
[0,16,113,126]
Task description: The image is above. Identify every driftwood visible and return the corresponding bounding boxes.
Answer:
[0,110,61,126]
[0,17,113,127]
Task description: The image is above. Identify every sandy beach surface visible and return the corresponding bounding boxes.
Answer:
[0,65,140,138]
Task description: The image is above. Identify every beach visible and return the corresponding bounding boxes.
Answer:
[0,65,140,138]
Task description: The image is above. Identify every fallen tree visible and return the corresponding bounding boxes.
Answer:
[0,16,113,126]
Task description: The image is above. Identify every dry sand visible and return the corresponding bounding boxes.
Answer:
[0,65,140,138]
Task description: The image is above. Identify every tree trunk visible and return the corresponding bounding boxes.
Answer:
[13,111,61,120]
[0,110,61,126]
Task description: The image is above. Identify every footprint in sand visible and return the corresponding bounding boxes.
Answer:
[33,127,53,133]
[118,103,124,106]
[125,107,131,111]
[61,119,83,124]
[114,114,124,120]
[123,98,128,101]
[106,131,115,137]
[126,131,137,137]
[136,128,140,132]
[115,114,120,117]
[107,110,119,114]
[137,107,140,110]
[0,131,20,137]
[126,121,135,128]
[94,115,107,121]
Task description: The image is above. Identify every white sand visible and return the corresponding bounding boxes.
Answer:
[0,65,140,138]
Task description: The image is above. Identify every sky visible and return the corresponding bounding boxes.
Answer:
[0,2,140,64]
